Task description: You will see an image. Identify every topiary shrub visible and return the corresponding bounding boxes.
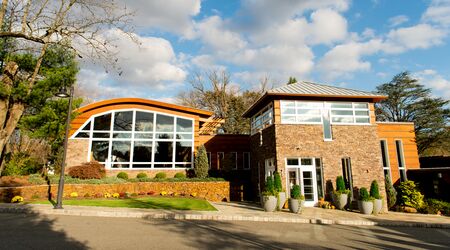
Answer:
[359,187,372,201]
[116,172,129,180]
[273,171,283,193]
[262,175,276,196]
[336,176,346,192]
[68,162,106,179]
[136,172,148,179]
[194,144,209,178]
[290,184,304,200]
[174,172,186,179]
[397,180,424,209]
[370,180,381,199]
[385,174,397,209]
[154,172,167,179]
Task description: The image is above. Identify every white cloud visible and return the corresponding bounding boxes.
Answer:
[422,0,450,27]
[318,39,383,80]
[414,69,450,99]
[388,15,409,27]
[191,54,226,71]
[234,45,314,77]
[194,16,247,52]
[383,24,447,53]
[77,29,187,100]
[308,9,348,45]
[120,0,200,37]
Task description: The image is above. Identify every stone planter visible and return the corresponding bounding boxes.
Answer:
[262,195,277,212]
[373,199,382,215]
[358,200,374,215]
[277,192,287,210]
[333,192,348,210]
[288,198,305,213]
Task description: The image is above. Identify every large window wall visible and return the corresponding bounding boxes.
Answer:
[72,109,194,169]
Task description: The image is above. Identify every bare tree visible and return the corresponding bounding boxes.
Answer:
[0,0,133,174]
[177,70,267,134]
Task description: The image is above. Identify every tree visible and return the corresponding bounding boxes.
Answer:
[194,144,209,178]
[0,0,132,173]
[375,72,450,155]
[287,77,297,85]
[177,70,267,134]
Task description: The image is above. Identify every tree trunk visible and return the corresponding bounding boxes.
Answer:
[0,61,20,176]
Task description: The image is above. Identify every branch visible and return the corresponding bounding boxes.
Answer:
[0,31,45,43]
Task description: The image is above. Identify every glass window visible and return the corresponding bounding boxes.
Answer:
[113,133,131,139]
[330,102,370,124]
[111,141,131,163]
[114,111,133,131]
[230,152,237,170]
[395,140,407,182]
[315,158,324,199]
[176,118,193,132]
[80,121,91,131]
[91,141,109,162]
[93,113,111,131]
[251,103,273,135]
[133,141,152,162]
[154,141,173,162]
[156,114,174,132]
[135,111,153,131]
[243,152,250,170]
[207,152,211,169]
[301,158,313,165]
[175,141,192,162]
[74,132,90,138]
[280,101,322,125]
[287,158,299,166]
[217,152,224,169]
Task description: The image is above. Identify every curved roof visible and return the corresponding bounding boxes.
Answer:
[76,98,213,117]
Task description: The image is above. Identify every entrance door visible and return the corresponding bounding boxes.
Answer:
[287,165,318,207]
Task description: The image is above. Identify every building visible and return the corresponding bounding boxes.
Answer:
[67,82,420,205]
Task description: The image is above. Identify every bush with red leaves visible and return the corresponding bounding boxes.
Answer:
[67,162,106,179]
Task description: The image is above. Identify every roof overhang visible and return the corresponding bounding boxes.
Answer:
[76,98,213,118]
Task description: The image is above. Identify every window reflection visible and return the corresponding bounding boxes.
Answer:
[94,114,111,130]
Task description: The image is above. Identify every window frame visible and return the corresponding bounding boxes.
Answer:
[380,139,392,181]
[251,103,274,135]
[243,152,251,170]
[395,139,407,182]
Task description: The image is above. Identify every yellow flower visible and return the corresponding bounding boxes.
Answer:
[112,193,120,198]
[191,192,197,197]
[104,192,111,198]
[160,191,167,196]
[11,196,24,203]
[70,192,78,198]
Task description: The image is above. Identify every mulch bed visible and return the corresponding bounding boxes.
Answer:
[0,176,30,187]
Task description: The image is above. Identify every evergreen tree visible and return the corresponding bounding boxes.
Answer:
[194,145,209,178]
[287,77,297,85]
[376,72,450,155]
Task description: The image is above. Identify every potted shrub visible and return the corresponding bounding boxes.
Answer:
[370,180,383,215]
[274,171,286,210]
[358,187,374,215]
[332,176,350,210]
[261,175,277,212]
[288,184,305,213]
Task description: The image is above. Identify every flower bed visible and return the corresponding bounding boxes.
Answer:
[0,181,229,202]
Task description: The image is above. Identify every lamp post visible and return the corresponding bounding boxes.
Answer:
[54,85,74,209]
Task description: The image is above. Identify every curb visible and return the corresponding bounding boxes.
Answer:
[1,205,449,229]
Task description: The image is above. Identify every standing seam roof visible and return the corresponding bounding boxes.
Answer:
[268,81,384,97]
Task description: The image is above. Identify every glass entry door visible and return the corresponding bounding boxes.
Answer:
[287,166,318,207]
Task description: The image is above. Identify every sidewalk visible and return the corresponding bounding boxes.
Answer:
[1,202,449,228]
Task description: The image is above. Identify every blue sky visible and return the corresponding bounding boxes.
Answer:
[77,0,450,102]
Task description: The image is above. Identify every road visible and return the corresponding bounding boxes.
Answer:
[0,213,449,250]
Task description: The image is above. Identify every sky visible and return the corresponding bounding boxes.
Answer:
[76,0,450,103]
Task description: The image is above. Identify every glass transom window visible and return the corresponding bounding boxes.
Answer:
[280,101,370,125]
[72,109,194,169]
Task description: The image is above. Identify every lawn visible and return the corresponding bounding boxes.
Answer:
[31,197,217,211]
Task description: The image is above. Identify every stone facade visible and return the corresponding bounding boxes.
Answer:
[0,181,230,202]
[66,139,89,168]
[252,123,387,210]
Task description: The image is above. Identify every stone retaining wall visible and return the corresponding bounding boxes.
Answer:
[0,181,230,202]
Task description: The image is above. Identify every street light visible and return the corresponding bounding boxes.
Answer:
[54,85,74,209]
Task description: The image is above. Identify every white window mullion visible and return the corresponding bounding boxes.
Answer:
[129,109,136,169]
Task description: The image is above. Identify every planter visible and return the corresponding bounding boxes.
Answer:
[277,192,287,210]
[333,192,348,210]
[288,198,305,213]
[358,200,374,215]
[373,199,382,215]
[262,195,277,212]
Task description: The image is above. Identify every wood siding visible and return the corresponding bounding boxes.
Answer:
[377,122,420,184]
[199,135,250,170]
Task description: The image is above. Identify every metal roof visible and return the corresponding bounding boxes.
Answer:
[268,81,385,98]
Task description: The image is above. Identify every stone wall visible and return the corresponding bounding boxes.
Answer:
[67,139,89,168]
[0,181,230,202]
[275,124,387,210]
